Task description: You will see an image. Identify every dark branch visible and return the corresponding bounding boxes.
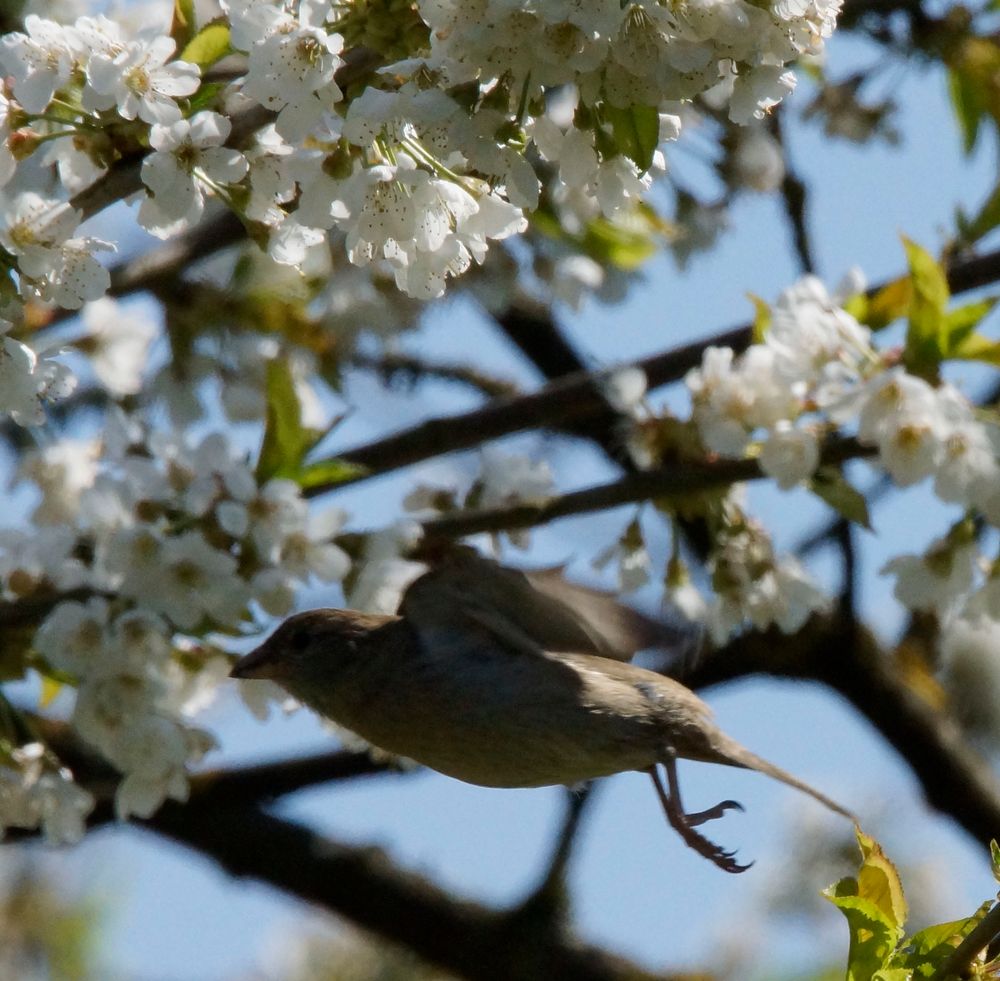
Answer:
[138,803,698,981]
[307,244,1000,495]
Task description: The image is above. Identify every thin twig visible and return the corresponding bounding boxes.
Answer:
[417,437,873,538]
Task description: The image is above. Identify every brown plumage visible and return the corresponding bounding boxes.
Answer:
[231,549,854,872]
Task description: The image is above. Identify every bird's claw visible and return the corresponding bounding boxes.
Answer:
[684,798,744,827]
[675,808,752,874]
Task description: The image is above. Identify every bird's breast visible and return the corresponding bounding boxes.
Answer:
[309,641,665,788]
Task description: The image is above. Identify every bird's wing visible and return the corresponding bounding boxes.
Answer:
[399,549,688,662]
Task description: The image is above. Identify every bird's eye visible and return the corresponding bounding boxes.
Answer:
[288,629,310,653]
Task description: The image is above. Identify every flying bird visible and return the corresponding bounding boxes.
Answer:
[231,548,853,872]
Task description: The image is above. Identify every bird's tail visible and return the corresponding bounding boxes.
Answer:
[710,733,856,822]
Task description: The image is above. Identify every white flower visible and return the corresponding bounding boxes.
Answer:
[32,768,94,844]
[933,387,1000,513]
[86,35,200,124]
[855,370,945,486]
[745,557,829,634]
[767,274,872,386]
[244,125,298,224]
[139,112,249,238]
[729,66,796,125]
[17,438,99,524]
[81,297,157,395]
[34,597,111,676]
[686,345,798,457]
[113,716,214,819]
[241,7,344,140]
[278,506,351,582]
[251,568,297,616]
[759,423,820,490]
[0,324,76,427]
[220,478,307,560]
[882,542,978,618]
[0,91,18,188]
[0,15,78,113]
[346,521,425,614]
[479,451,554,509]
[0,526,87,594]
[152,530,246,629]
[0,743,94,844]
[940,614,1000,742]
[731,126,785,192]
[19,235,114,309]
[601,366,647,417]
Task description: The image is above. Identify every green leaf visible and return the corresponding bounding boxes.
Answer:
[959,181,1000,244]
[170,0,197,49]
[746,293,771,343]
[583,216,656,269]
[892,903,992,977]
[256,357,324,482]
[823,890,900,981]
[902,237,950,378]
[810,467,872,530]
[991,840,1000,884]
[846,276,911,331]
[950,330,1000,366]
[604,103,660,172]
[180,21,232,70]
[824,830,908,981]
[186,81,226,114]
[855,829,908,931]
[943,297,996,343]
[295,458,368,491]
[948,64,983,154]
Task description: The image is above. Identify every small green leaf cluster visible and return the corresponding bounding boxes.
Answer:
[827,829,999,980]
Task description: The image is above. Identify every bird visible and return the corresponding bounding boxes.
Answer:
[230,547,854,872]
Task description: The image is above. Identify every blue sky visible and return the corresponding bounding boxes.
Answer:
[16,24,1000,981]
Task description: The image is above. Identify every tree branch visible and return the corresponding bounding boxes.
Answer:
[305,243,1000,495]
[137,802,704,981]
[416,437,874,538]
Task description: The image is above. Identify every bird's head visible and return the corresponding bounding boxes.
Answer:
[230,609,395,683]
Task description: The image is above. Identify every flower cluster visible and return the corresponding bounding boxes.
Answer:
[685,274,1000,508]
[0,418,352,836]
[706,505,829,643]
[0,742,94,844]
[0,319,76,426]
[679,272,1000,657]
[0,0,843,330]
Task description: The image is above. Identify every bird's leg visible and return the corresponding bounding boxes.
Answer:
[647,757,752,874]
[684,798,745,827]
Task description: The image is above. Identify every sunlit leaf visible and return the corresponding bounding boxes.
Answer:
[747,292,770,343]
[902,237,950,378]
[810,467,872,530]
[256,358,324,482]
[170,0,197,49]
[604,103,660,172]
[295,458,369,490]
[39,675,62,708]
[583,216,656,269]
[958,181,1000,244]
[824,830,908,981]
[180,21,232,69]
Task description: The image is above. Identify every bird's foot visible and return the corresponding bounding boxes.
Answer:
[647,764,753,874]
[671,814,752,874]
[684,798,744,827]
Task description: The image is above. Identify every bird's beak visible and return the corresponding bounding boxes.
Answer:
[230,642,283,680]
